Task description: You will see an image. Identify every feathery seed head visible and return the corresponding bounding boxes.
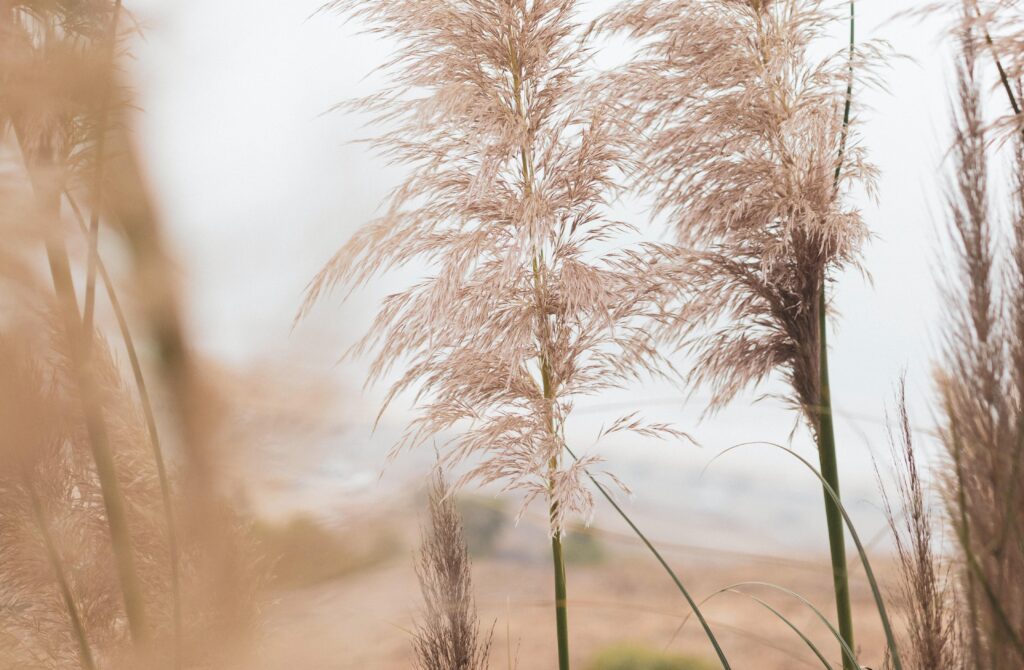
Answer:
[597,0,879,423]
[304,0,688,531]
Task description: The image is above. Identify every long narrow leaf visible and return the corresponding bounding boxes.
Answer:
[564,445,731,670]
[713,442,904,670]
[712,588,833,669]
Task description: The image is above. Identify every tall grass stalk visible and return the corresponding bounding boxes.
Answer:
[815,4,857,666]
[594,3,877,666]
[68,190,184,668]
[815,294,854,670]
[550,518,569,668]
[511,28,573,655]
[3,0,153,646]
[14,128,149,646]
[305,4,693,668]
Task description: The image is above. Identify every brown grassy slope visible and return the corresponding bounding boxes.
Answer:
[235,545,894,669]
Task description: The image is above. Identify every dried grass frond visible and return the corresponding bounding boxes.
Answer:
[0,316,173,669]
[304,0,689,530]
[970,1,1024,133]
[412,471,493,670]
[0,0,131,181]
[911,1,1024,137]
[880,380,964,670]
[595,0,880,423]
[0,311,261,669]
[936,12,1024,667]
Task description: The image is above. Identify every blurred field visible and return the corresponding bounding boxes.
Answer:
[233,498,897,670]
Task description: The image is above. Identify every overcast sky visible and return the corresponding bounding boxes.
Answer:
[113,0,1008,549]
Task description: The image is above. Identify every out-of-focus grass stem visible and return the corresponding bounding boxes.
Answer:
[68,191,183,669]
[14,128,149,647]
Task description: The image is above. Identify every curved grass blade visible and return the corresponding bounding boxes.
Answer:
[724,582,858,669]
[563,445,731,670]
[66,192,184,664]
[669,580,856,669]
[712,442,904,670]
[710,588,833,669]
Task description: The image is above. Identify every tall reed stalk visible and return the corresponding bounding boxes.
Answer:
[15,128,149,646]
[550,508,569,668]
[305,4,693,667]
[815,293,855,669]
[511,33,571,659]
[69,2,186,660]
[2,1,152,645]
[595,3,877,666]
[67,191,184,669]
[815,4,857,666]
[54,5,186,647]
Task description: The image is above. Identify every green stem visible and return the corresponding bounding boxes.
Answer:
[510,31,569,669]
[818,4,856,668]
[543,358,569,669]
[551,516,570,670]
[817,289,856,670]
[831,1,854,187]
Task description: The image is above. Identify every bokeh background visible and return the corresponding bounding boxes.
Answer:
[88,1,984,666]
